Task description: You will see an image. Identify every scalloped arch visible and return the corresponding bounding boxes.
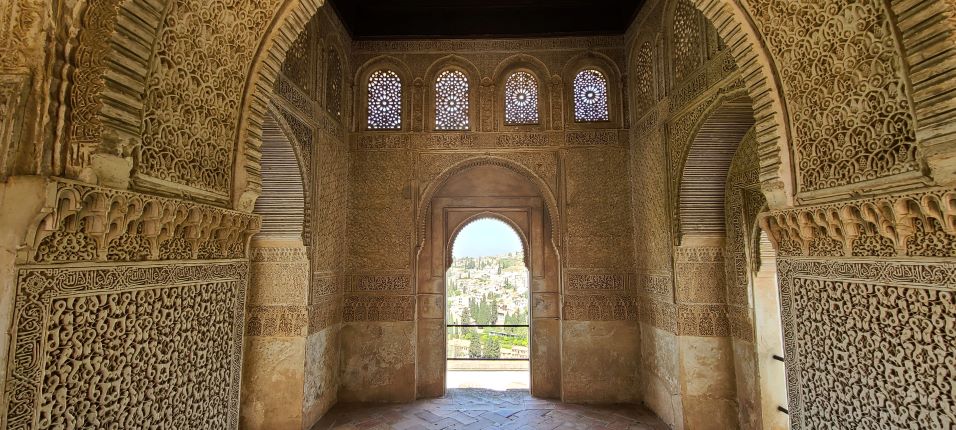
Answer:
[416,156,562,254]
[446,213,531,270]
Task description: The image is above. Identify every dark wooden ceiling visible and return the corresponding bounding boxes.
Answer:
[327,0,645,40]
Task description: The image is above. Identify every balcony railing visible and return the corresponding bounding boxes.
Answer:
[446,323,529,361]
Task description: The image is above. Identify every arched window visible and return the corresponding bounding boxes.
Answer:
[435,69,470,130]
[326,49,343,119]
[504,72,540,125]
[573,69,610,122]
[367,69,402,130]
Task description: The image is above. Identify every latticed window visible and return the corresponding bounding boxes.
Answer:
[326,50,342,119]
[367,69,402,130]
[435,70,470,130]
[573,69,610,122]
[504,72,539,125]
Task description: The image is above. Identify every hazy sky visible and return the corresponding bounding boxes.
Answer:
[452,218,523,258]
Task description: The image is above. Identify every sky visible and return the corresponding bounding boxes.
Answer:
[452,218,523,258]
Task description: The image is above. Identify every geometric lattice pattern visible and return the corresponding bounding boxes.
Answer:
[573,69,609,122]
[435,69,470,130]
[504,72,540,125]
[367,69,403,130]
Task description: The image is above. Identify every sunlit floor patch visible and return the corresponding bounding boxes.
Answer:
[446,370,530,391]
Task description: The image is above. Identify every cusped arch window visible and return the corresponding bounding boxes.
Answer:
[504,71,540,125]
[572,69,610,122]
[435,69,470,131]
[367,69,403,130]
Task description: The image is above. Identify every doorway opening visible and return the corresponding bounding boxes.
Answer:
[446,217,530,391]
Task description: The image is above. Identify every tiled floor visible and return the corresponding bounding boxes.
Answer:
[311,388,668,429]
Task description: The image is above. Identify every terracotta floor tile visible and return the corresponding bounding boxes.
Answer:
[310,389,667,430]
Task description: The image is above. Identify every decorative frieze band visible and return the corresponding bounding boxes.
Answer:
[565,270,629,294]
[761,189,956,258]
[22,179,260,264]
[635,271,672,300]
[312,272,343,300]
[348,273,413,294]
[246,305,308,337]
[343,295,415,322]
[246,298,343,336]
[350,130,628,151]
[352,36,625,53]
[638,299,732,337]
[563,295,637,321]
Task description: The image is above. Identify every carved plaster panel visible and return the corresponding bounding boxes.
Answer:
[137,0,283,200]
[343,295,415,322]
[742,0,923,195]
[563,294,638,321]
[23,179,260,264]
[6,261,248,430]
[565,270,629,294]
[779,258,956,429]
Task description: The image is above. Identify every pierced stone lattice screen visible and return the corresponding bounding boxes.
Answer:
[504,71,540,125]
[367,70,402,130]
[573,69,610,122]
[326,50,343,119]
[434,70,470,130]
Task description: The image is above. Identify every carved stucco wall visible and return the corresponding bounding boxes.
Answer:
[1,0,956,428]
[628,0,956,429]
[242,7,350,430]
[344,37,639,403]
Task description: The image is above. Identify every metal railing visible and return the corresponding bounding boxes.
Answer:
[446,323,530,361]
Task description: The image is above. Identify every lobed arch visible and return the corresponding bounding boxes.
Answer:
[492,54,554,131]
[416,156,562,254]
[351,55,415,132]
[423,55,482,132]
[446,213,532,270]
[562,51,625,129]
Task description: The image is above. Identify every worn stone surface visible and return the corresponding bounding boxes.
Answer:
[562,321,642,403]
[339,322,417,403]
[241,337,307,430]
[311,388,667,430]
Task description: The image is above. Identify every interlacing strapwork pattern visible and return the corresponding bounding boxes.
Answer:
[573,69,610,122]
[434,70,470,130]
[326,50,343,119]
[367,70,402,130]
[745,0,921,192]
[789,277,956,428]
[138,0,282,195]
[632,42,655,113]
[6,262,247,430]
[504,72,540,125]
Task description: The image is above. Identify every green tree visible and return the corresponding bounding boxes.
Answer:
[482,336,501,359]
[468,335,482,358]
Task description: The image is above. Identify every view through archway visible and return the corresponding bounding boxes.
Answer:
[446,218,530,390]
